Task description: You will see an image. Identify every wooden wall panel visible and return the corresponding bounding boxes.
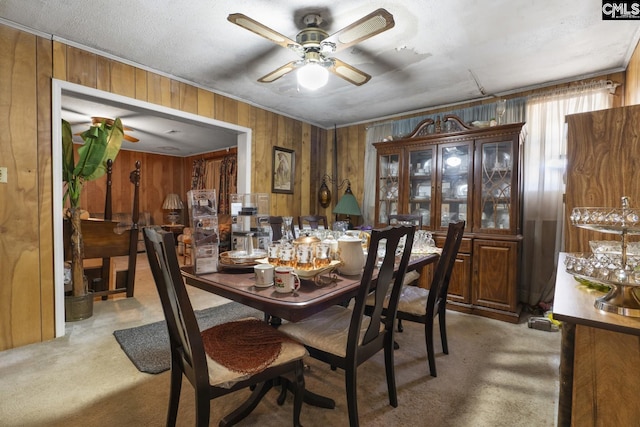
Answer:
[0,26,42,349]
[66,46,97,88]
[80,150,185,226]
[110,62,136,98]
[179,82,198,114]
[96,55,111,92]
[37,35,55,340]
[624,39,640,106]
[572,325,640,426]
[134,67,147,101]
[564,105,640,253]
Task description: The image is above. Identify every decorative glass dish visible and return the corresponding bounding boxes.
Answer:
[295,260,342,279]
[219,250,267,266]
[566,197,640,317]
[589,240,640,255]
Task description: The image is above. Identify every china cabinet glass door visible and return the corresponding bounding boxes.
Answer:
[407,147,435,228]
[437,142,471,229]
[377,153,400,224]
[478,140,514,232]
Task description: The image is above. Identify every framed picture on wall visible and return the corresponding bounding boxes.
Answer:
[272,146,295,194]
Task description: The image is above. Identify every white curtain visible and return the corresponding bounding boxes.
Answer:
[521,82,615,305]
[362,123,393,226]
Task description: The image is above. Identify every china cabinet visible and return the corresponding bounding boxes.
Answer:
[374,115,525,322]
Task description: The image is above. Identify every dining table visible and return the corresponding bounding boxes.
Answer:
[180,252,439,409]
[181,253,438,323]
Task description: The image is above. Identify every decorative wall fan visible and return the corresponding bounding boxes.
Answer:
[75,117,139,142]
[227,8,394,90]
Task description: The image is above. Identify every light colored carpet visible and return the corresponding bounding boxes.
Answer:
[0,254,560,426]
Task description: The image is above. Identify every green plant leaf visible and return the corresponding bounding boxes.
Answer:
[61,117,124,207]
[75,124,107,178]
[86,118,124,181]
[61,119,75,183]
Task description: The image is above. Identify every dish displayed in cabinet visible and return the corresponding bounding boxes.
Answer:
[414,182,430,198]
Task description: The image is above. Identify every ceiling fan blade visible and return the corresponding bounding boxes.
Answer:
[328,58,371,86]
[322,8,395,53]
[228,13,301,50]
[258,61,298,83]
[74,117,139,142]
[91,117,134,131]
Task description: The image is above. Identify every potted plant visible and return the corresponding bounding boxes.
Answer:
[62,118,125,320]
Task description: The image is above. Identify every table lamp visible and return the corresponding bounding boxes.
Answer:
[162,193,183,225]
[332,180,361,229]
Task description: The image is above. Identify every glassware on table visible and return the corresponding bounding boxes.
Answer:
[295,244,314,270]
[279,243,296,267]
[267,242,281,265]
[333,220,348,233]
[314,243,331,268]
[282,216,295,242]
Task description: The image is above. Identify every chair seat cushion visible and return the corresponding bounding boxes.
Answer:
[203,317,307,389]
[278,306,382,358]
[365,270,422,309]
[397,285,429,316]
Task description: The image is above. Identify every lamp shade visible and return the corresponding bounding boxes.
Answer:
[162,193,183,210]
[297,63,329,90]
[332,183,361,217]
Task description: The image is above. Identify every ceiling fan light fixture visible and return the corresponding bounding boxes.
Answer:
[297,62,329,90]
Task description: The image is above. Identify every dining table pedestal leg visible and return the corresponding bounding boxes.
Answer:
[278,373,336,409]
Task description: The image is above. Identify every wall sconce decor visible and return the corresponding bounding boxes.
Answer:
[318,174,332,208]
[162,193,183,225]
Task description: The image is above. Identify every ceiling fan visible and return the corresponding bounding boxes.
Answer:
[75,117,139,142]
[227,8,395,89]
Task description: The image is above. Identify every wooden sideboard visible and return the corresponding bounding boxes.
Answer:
[553,253,640,426]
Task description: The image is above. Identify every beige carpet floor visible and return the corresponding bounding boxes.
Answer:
[0,254,561,426]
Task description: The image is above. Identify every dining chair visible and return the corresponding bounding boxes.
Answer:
[279,225,416,427]
[371,220,465,377]
[297,215,328,233]
[143,226,307,427]
[268,216,284,241]
[387,214,424,331]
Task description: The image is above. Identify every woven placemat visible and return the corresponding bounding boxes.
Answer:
[201,319,296,374]
[113,302,263,374]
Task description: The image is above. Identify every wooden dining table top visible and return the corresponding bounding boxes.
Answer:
[181,253,438,323]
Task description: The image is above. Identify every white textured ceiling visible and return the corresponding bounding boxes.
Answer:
[2,0,639,153]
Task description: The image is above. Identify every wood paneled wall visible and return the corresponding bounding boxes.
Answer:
[0,25,52,349]
[625,38,640,105]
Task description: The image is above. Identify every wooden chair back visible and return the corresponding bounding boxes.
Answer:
[268,216,284,241]
[353,225,416,352]
[428,220,465,319]
[298,215,328,232]
[143,227,208,389]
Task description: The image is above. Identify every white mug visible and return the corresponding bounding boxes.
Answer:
[274,266,300,293]
[254,264,274,287]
